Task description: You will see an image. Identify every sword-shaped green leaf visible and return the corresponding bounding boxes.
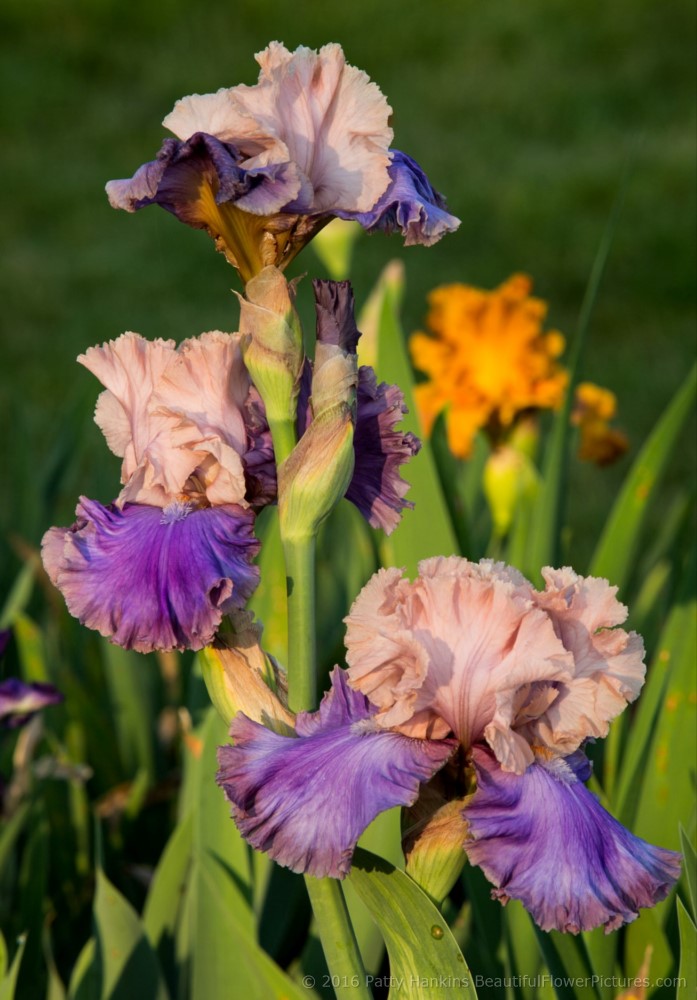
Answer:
[589,364,696,592]
[349,848,478,999]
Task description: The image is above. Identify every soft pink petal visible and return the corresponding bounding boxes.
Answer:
[80,331,254,508]
[164,88,251,143]
[345,559,573,767]
[80,333,177,487]
[227,42,393,213]
[524,568,646,754]
[152,332,251,505]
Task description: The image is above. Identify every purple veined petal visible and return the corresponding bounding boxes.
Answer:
[42,498,260,653]
[241,385,277,507]
[217,668,456,878]
[464,746,681,934]
[346,367,421,534]
[106,133,302,220]
[337,150,460,247]
[0,678,63,730]
[313,279,361,353]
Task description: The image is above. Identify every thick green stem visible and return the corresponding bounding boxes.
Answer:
[281,533,370,998]
[268,414,297,467]
[282,534,317,714]
[305,877,372,1000]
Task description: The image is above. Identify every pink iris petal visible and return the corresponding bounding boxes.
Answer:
[217,669,456,878]
[523,567,646,756]
[80,331,260,508]
[465,746,681,934]
[345,559,573,770]
[212,41,394,215]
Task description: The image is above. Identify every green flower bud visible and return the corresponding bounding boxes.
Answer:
[199,610,294,735]
[278,404,355,540]
[483,444,540,537]
[237,266,304,462]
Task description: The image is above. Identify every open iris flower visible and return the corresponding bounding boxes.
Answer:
[217,557,680,934]
[42,332,264,652]
[106,42,460,282]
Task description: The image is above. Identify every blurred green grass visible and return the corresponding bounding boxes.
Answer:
[1,0,695,587]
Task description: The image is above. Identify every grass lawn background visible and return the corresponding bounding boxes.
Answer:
[1,0,694,591]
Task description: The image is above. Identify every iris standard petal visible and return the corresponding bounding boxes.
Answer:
[217,668,456,878]
[464,746,681,934]
[42,498,259,653]
[345,558,572,750]
[338,150,460,247]
[523,567,646,757]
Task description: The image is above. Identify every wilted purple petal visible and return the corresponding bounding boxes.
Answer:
[338,150,460,247]
[313,280,360,353]
[42,498,259,653]
[347,368,421,534]
[464,746,681,934]
[217,668,456,877]
[0,678,63,730]
[107,133,302,221]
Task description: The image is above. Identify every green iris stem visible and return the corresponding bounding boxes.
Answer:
[281,533,317,714]
[267,415,297,467]
[280,531,370,998]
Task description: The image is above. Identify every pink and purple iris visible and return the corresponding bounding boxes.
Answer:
[106,42,459,278]
[42,283,419,652]
[217,557,681,934]
[42,331,264,653]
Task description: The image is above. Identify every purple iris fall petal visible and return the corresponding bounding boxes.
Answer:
[0,678,63,730]
[42,498,259,653]
[217,668,456,878]
[337,150,460,247]
[106,133,301,221]
[464,746,681,934]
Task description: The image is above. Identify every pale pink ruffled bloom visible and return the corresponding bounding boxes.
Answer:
[164,41,393,216]
[83,331,254,508]
[344,557,645,774]
[523,567,645,754]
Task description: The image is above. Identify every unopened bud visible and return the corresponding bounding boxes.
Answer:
[237,267,304,449]
[278,404,355,540]
[199,610,294,734]
[403,781,472,906]
[483,444,540,537]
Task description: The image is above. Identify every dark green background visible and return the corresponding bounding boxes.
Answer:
[1,0,695,587]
